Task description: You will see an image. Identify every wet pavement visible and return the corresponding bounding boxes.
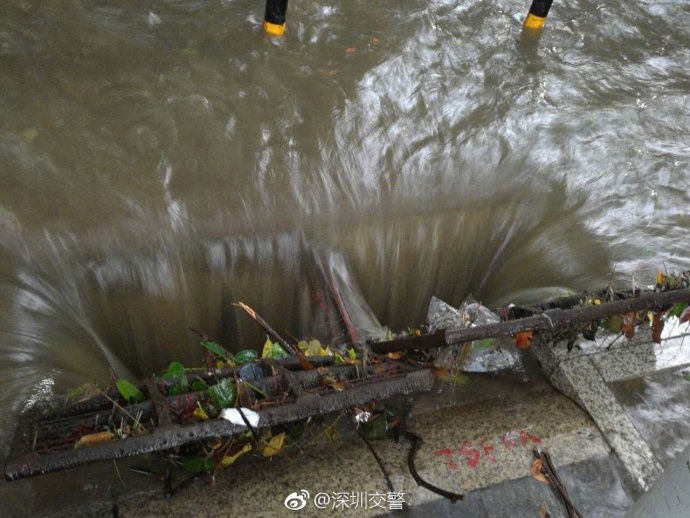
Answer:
[5,320,690,518]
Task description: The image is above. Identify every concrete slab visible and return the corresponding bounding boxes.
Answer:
[393,455,634,518]
[529,320,690,495]
[4,319,688,517]
[611,366,690,465]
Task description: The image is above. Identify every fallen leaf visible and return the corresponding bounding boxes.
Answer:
[193,404,209,421]
[680,306,690,324]
[370,37,380,45]
[180,457,214,473]
[530,458,548,484]
[21,128,38,143]
[514,331,533,349]
[74,431,114,449]
[221,442,252,465]
[622,312,636,339]
[604,315,624,333]
[652,313,664,344]
[387,351,403,360]
[324,421,338,441]
[346,47,357,54]
[669,303,688,318]
[262,433,286,457]
[116,379,144,403]
[656,271,666,286]
[330,380,346,392]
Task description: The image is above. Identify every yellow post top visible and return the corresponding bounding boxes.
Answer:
[263,20,286,35]
[523,13,546,30]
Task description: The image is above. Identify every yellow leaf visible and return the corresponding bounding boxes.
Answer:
[262,336,273,359]
[262,433,285,457]
[221,443,252,465]
[324,422,338,441]
[21,128,38,143]
[194,404,209,421]
[74,431,114,448]
[307,340,323,356]
[297,340,309,352]
[656,271,666,286]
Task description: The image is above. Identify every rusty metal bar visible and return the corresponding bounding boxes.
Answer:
[4,369,433,480]
[372,287,690,354]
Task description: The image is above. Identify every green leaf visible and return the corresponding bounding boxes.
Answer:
[65,384,88,400]
[191,379,208,392]
[334,352,345,365]
[347,347,357,360]
[161,361,185,380]
[603,315,624,334]
[161,361,189,395]
[168,384,188,396]
[234,349,258,365]
[116,379,144,403]
[361,414,388,440]
[180,457,214,473]
[263,337,289,359]
[201,340,232,361]
[209,378,237,409]
[670,303,689,318]
[271,343,289,359]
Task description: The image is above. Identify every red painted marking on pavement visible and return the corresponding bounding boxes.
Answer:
[519,430,542,445]
[459,440,480,468]
[479,439,497,464]
[433,448,458,470]
[434,430,543,471]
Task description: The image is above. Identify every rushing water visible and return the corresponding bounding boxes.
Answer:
[1,0,689,513]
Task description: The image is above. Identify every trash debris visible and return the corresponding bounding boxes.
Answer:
[220,408,260,428]
[427,296,520,372]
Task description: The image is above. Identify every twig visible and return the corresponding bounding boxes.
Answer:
[327,270,362,344]
[96,387,147,435]
[236,407,262,446]
[235,302,315,370]
[533,450,583,518]
[406,432,464,503]
[234,302,299,355]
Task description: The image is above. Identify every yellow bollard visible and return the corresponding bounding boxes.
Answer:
[264,0,288,35]
[523,0,553,31]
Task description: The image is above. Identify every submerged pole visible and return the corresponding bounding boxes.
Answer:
[523,0,553,31]
[264,0,288,35]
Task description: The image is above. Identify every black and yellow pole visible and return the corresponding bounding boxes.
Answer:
[264,0,288,35]
[523,0,553,31]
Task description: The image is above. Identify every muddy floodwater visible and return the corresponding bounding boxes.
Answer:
[1,0,689,514]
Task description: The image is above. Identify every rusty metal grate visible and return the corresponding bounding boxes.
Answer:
[4,355,434,480]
